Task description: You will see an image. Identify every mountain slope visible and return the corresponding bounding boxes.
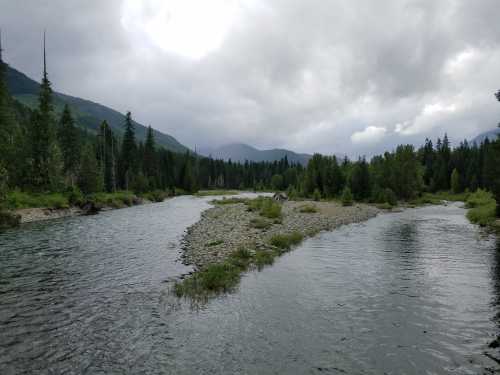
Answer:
[203,143,312,165]
[472,128,500,144]
[5,65,189,153]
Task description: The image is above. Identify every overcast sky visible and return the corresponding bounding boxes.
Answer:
[1,0,500,157]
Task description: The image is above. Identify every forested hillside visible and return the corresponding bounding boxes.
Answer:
[5,65,188,153]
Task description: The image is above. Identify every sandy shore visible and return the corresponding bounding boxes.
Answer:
[182,200,380,268]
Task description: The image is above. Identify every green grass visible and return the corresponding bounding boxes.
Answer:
[174,248,253,298]
[206,240,224,247]
[269,231,304,251]
[254,250,275,269]
[465,189,497,227]
[6,191,69,209]
[299,204,317,213]
[195,190,239,197]
[88,191,137,208]
[250,217,272,230]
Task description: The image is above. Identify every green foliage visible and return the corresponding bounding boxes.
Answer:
[466,190,496,226]
[259,198,282,219]
[87,191,136,208]
[269,231,304,250]
[66,186,84,206]
[271,174,284,190]
[0,162,8,206]
[341,187,353,206]
[374,187,397,206]
[78,143,103,195]
[142,190,169,202]
[254,250,275,269]
[5,191,69,209]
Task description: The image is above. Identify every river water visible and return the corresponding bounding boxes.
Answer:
[0,198,499,374]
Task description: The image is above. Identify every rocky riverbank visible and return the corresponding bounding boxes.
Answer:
[182,199,380,269]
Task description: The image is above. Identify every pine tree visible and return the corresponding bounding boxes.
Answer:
[32,32,55,189]
[143,125,157,187]
[58,104,80,185]
[119,111,137,190]
[98,121,117,192]
[450,168,460,194]
[79,143,103,195]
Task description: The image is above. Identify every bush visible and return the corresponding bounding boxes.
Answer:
[66,186,84,206]
[254,250,275,269]
[260,199,282,219]
[269,232,304,250]
[466,189,496,226]
[374,188,397,206]
[341,187,353,206]
[143,190,169,202]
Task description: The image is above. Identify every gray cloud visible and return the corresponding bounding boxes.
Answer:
[1,0,500,157]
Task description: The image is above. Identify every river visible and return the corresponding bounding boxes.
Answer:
[0,197,499,374]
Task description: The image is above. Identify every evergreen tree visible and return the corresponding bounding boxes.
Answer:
[58,105,80,185]
[119,111,137,190]
[143,125,157,187]
[31,33,55,189]
[79,143,103,195]
[450,168,460,194]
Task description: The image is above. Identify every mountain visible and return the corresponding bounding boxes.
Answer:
[5,65,189,153]
[472,128,500,144]
[202,143,312,165]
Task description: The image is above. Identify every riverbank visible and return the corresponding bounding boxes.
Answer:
[176,197,379,298]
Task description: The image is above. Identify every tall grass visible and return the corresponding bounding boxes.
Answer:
[6,191,69,209]
[465,189,496,227]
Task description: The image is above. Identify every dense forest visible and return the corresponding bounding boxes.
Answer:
[0,44,499,219]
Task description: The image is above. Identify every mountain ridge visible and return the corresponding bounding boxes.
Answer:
[5,65,189,153]
[201,143,312,165]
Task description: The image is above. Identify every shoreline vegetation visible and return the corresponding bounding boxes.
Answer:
[0,189,255,227]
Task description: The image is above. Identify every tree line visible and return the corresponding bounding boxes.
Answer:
[0,44,499,218]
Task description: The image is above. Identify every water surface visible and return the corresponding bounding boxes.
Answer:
[1,200,499,374]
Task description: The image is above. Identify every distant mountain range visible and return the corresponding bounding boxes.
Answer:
[5,65,189,153]
[472,127,500,144]
[201,143,312,165]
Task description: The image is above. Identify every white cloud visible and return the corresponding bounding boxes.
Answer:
[351,126,387,144]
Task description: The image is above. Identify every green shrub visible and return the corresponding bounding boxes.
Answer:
[174,262,241,297]
[260,199,282,219]
[375,188,397,206]
[228,247,253,270]
[299,204,317,213]
[143,190,169,202]
[66,186,84,206]
[341,187,353,206]
[269,231,304,250]
[254,250,275,269]
[466,189,496,226]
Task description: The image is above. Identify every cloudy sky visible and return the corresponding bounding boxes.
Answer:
[1,0,500,157]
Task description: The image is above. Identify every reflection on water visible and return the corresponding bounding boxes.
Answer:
[0,201,499,374]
